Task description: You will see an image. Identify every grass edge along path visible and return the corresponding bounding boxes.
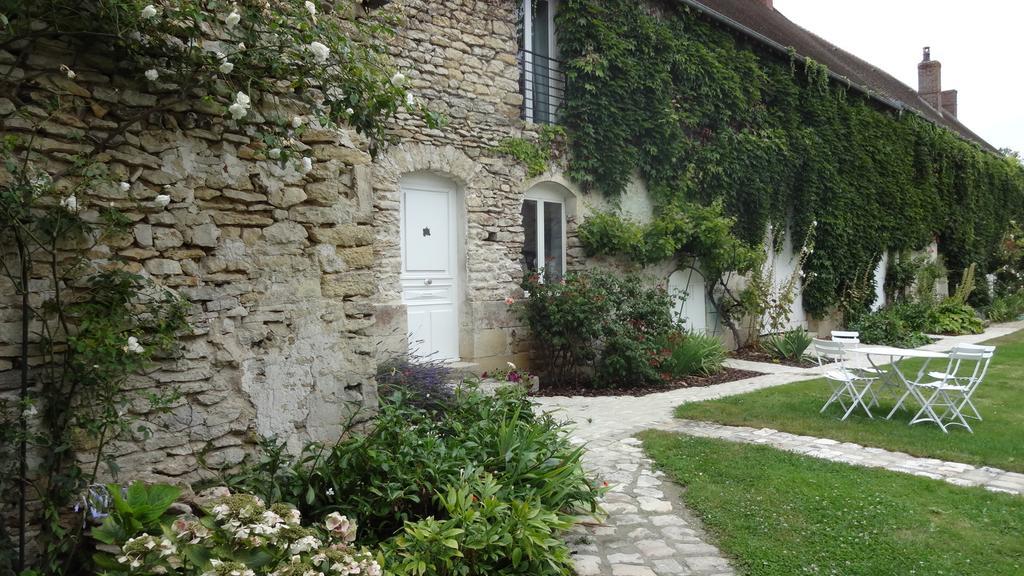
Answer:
[673,330,1024,473]
[640,431,1024,576]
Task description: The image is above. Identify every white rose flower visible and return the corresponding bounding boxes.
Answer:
[119,181,130,192]
[141,4,158,18]
[228,103,247,120]
[225,9,241,28]
[219,60,234,74]
[291,115,303,129]
[235,91,250,107]
[308,41,330,62]
[154,194,171,207]
[268,148,281,159]
[144,68,159,81]
[60,195,78,212]
[301,157,313,173]
[305,1,316,17]
[391,71,406,86]
[123,336,145,354]
[60,64,75,79]
[345,107,354,116]
[405,92,415,107]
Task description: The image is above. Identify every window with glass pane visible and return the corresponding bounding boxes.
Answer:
[543,201,563,281]
[521,196,564,281]
[521,199,538,271]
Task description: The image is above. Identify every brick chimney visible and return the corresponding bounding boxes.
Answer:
[918,47,958,117]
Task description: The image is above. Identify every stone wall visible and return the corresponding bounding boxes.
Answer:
[0,39,380,484]
[371,0,535,371]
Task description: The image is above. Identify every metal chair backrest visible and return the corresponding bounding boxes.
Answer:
[831,330,861,344]
[943,344,995,390]
[813,338,852,366]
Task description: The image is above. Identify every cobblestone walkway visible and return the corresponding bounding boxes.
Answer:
[659,419,1024,495]
[568,436,734,576]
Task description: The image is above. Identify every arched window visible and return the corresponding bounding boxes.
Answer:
[522,183,569,281]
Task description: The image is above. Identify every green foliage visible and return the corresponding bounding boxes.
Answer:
[493,126,565,178]
[557,0,1024,314]
[516,270,679,387]
[91,483,181,546]
[926,301,984,336]
[383,472,575,575]
[850,306,931,348]
[658,331,726,378]
[986,292,1024,322]
[761,329,813,362]
[222,386,602,572]
[884,252,928,302]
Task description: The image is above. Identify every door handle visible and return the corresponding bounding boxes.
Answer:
[424,279,433,285]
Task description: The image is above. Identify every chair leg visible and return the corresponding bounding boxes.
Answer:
[959,395,983,421]
[941,390,973,433]
[910,387,948,433]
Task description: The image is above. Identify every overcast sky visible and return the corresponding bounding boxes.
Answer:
[773,0,1024,155]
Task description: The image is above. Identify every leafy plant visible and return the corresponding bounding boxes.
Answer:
[850,307,931,348]
[377,355,456,413]
[926,301,984,336]
[517,270,679,387]
[659,332,727,377]
[986,292,1024,322]
[221,386,603,570]
[91,482,181,546]
[761,329,813,362]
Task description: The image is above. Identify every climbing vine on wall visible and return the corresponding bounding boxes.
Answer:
[556,0,1024,314]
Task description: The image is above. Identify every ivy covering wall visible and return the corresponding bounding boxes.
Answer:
[556,0,1024,314]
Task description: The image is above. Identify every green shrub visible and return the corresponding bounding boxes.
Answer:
[761,329,812,362]
[850,307,931,348]
[889,300,933,333]
[926,301,984,335]
[222,387,602,575]
[660,331,727,377]
[518,270,678,387]
[986,292,1024,322]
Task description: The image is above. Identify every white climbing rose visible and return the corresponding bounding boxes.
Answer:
[154,194,171,207]
[308,41,330,62]
[301,157,313,173]
[140,4,157,18]
[218,60,234,74]
[119,181,130,192]
[305,1,316,17]
[291,115,303,129]
[268,148,281,159]
[60,195,78,212]
[144,68,159,81]
[391,71,406,86]
[225,9,241,28]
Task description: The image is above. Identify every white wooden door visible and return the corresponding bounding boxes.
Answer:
[400,175,459,360]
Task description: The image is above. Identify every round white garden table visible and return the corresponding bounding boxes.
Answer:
[847,345,950,423]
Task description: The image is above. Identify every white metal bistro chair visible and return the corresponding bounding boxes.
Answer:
[812,338,876,420]
[830,330,886,399]
[909,344,995,432]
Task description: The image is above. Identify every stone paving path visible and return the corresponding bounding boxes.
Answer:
[536,320,1024,575]
[567,436,734,576]
[661,419,1024,495]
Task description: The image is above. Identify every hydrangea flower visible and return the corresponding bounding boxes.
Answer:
[309,41,330,62]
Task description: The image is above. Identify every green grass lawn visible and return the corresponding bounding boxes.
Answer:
[675,330,1024,472]
[641,431,1024,576]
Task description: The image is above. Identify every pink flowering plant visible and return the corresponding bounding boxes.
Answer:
[482,362,533,385]
[93,488,382,576]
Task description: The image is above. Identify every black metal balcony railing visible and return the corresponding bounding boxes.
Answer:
[518,49,565,125]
